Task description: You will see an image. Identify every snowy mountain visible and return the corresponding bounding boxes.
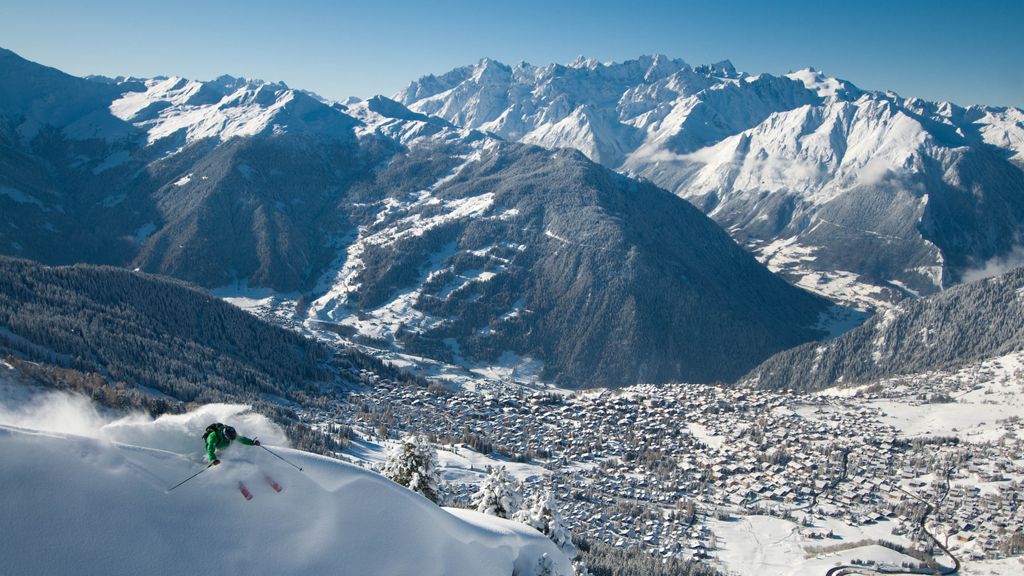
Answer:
[743,267,1024,391]
[0,48,831,387]
[108,74,358,146]
[0,395,571,576]
[397,56,1024,310]
[0,48,138,141]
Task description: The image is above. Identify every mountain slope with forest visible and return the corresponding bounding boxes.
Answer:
[0,257,421,408]
[305,143,830,386]
[743,267,1024,391]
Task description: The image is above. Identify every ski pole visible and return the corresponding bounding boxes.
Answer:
[167,462,214,492]
[260,444,303,471]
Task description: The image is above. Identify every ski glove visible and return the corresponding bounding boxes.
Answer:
[212,459,221,466]
[253,440,261,446]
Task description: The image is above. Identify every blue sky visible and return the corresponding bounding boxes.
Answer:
[1,0,1021,107]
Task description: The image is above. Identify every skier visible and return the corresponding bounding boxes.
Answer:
[204,423,260,465]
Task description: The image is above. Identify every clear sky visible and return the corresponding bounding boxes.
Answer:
[1,0,1021,107]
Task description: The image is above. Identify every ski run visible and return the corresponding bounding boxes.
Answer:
[0,400,571,576]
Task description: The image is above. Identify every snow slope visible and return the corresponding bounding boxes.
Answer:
[0,394,570,576]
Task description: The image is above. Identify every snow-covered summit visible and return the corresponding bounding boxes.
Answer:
[0,47,360,148]
[785,67,863,99]
[0,395,571,576]
[109,74,357,146]
[395,55,813,167]
[696,59,739,78]
[342,94,472,145]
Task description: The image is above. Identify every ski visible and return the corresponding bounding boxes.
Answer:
[265,474,283,493]
[238,481,253,501]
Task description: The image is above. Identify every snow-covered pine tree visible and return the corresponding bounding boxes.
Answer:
[382,434,443,504]
[472,466,522,519]
[513,491,577,559]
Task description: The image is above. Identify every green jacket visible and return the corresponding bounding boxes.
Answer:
[206,428,256,462]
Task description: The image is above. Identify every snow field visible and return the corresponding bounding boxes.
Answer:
[709,515,920,576]
[859,352,1024,442]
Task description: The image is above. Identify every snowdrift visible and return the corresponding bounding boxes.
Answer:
[0,400,570,576]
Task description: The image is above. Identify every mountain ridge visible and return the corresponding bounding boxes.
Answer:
[397,55,1024,310]
[0,48,831,388]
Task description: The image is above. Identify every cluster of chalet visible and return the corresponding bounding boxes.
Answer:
[296,362,1024,563]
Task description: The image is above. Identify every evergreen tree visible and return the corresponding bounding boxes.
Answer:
[472,465,522,519]
[382,434,443,504]
[514,491,577,559]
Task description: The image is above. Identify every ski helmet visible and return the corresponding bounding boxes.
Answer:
[224,426,237,440]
